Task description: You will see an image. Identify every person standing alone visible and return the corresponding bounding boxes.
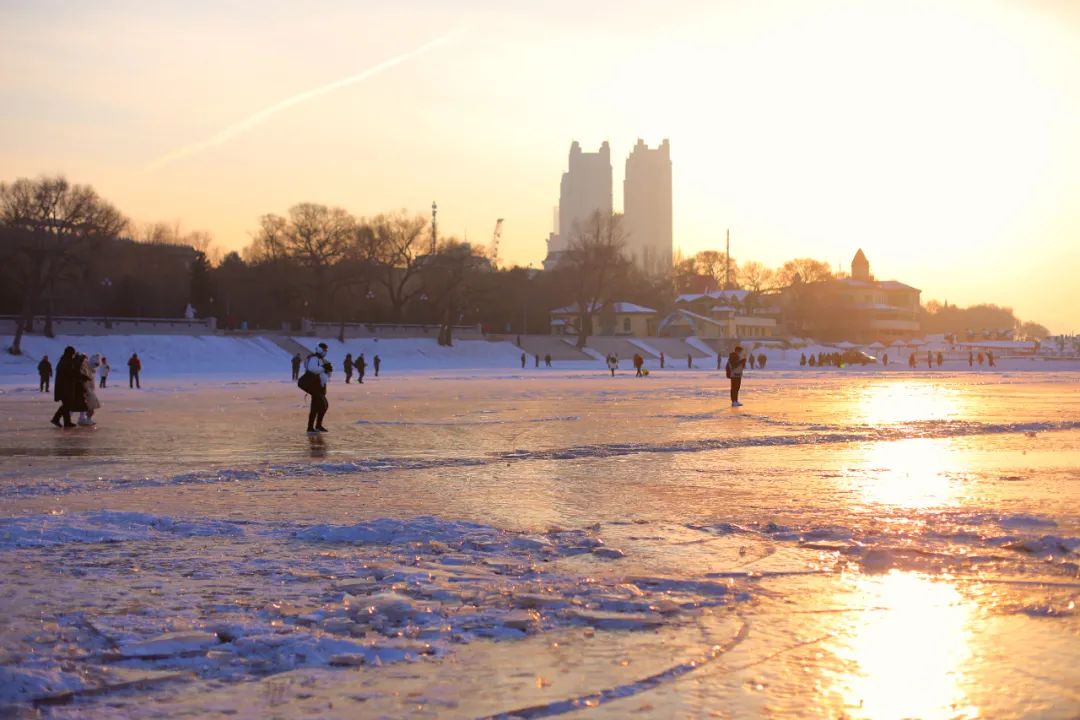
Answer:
[373,355,381,377]
[726,345,747,407]
[300,343,331,433]
[291,353,302,380]
[38,355,52,393]
[343,353,354,384]
[356,353,367,383]
[98,356,110,388]
[128,353,141,389]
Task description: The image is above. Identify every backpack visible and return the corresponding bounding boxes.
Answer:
[297,354,321,394]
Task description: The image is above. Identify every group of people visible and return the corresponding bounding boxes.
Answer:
[291,352,380,383]
[43,350,143,428]
[520,353,554,368]
[801,352,847,368]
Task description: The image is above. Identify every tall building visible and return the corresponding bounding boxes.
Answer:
[547,141,612,264]
[623,139,673,277]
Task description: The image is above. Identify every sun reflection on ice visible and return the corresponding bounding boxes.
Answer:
[855,381,965,426]
[831,571,979,720]
[858,438,960,509]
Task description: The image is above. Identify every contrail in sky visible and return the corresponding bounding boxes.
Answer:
[147,31,458,170]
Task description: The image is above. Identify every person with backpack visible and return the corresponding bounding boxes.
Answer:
[725,345,747,407]
[343,353,354,384]
[38,355,52,393]
[299,343,331,433]
[128,353,142,389]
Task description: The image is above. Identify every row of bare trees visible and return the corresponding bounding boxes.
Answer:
[673,250,838,293]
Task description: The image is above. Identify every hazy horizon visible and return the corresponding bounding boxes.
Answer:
[3,0,1078,331]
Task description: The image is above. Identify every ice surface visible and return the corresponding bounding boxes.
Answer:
[1,370,1078,717]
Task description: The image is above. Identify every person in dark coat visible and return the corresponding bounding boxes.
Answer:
[301,343,331,432]
[758,353,767,369]
[356,353,367,383]
[343,353,354,384]
[38,355,52,393]
[726,346,747,407]
[687,353,692,369]
[50,347,77,427]
[534,354,540,368]
[128,353,142,388]
[988,351,995,367]
[544,353,552,367]
[291,353,302,380]
[521,352,526,369]
[373,355,381,376]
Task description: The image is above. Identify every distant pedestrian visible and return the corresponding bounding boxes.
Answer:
[936,351,943,367]
[968,351,973,367]
[50,347,77,428]
[98,357,110,388]
[909,352,916,369]
[300,342,331,433]
[808,355,816,367]
[687,353,692,369]
[927,351,932,369]
[660,352,665,369]
[356,353,367,383]
[544,353,552,367]
[747,354,756,370]
[758,353,767,369]
[882,352,888,367]
[534,354,540,368]
[977,352,984,366]
[128,353,141,389]
[521,352,526,369]
[633,353,644,377]
[38,355,52,393]
[344,353,354,384]
[516,335,521,347]
[800,353,807,367]
[373,355,381,376]
[717,353,722,370]
[988,351,995,367]
[726,345,747,407]
[291,353,302,380]
[607,354,617,377]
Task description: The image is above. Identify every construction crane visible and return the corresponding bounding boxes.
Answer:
[488,218,503,269]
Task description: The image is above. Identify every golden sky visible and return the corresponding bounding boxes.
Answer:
[2,0,1078,331]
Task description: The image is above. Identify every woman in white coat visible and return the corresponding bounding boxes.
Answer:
[78,354,102,426]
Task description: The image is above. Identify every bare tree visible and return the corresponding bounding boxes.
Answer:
[738,261,776,293]
[252,203,355,319]
[1,176,127,354]
[775,258,834,287]
[562,211,630,349]
[367,211,428,321]
[693,250,736,290]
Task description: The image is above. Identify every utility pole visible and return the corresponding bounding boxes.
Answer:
[725,229,731,290]
[431,201,438,254]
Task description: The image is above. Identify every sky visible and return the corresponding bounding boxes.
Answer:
[2,0,1078,331]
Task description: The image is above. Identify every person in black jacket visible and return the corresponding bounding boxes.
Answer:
[373,355,381,376]
[726,346,747,407]
[50,347,78,427]
[343,353,354,384]
[356,353,367,383]
[38,355,52,393]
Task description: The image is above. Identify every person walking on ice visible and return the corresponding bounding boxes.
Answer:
[607,354,617,377]
[356,353,367,383]
[128,353,141,389]
[291,353,302,380]
[343,353,353,384]
[521,352,526,369]
[299,342,331,433]
[38,355,52,393]
[687,353,692,369]
[373,355,381,376]
[98,356,110,388]
[726,345,747,407]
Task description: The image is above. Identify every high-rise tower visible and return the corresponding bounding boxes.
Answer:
[551,141,613,254]
[623,139,672,276]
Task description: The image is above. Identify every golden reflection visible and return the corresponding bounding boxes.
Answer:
[855,382,964,426]
[858,437,960,509]
[832,571,978,719]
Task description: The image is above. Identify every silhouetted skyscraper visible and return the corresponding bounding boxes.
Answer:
[623,139,672,276]
[549,141,612,258]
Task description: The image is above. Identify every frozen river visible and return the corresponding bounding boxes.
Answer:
[1,369,1078,718]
